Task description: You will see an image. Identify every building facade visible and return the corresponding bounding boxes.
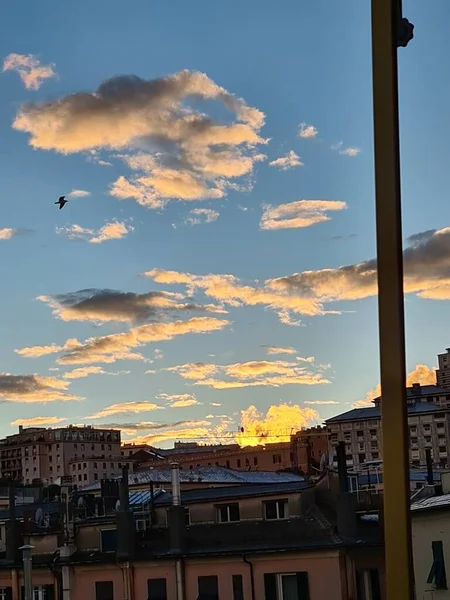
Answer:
[0,426,121,484]
[437,347,450,389]
[326,384,450,468]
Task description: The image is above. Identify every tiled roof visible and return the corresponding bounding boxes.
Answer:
[326,402,446,423]
[153,481,313,506]
[79,466,305,492]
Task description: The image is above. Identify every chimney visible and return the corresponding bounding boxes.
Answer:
[168,463,186,553]
[6,482,22,562]
[18,426,23,434]
[116,465,135,560]
[425,448,434,486]
[412,382,421,390]
[335,442,357,538]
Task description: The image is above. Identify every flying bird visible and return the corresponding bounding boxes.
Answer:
[55,196,68,210]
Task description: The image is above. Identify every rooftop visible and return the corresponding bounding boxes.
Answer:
[326,402,446,423]
[411,493,450,513]
[79,466,305,492]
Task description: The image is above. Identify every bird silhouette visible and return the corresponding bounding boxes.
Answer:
[55,196,68,210]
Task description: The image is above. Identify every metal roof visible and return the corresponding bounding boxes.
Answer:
[153,481,312,506]
[411,493,450,513]
[79,466,305,492]
[327,402,446,423]
[129,488,163,506]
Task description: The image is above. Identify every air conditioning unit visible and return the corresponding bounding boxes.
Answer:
[136,519,147,532]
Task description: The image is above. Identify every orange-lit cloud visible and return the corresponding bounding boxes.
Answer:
[10,416,67,427]
[260,200,347,230]
[298,123,318,139]
[269,150,303,171]
[17,317,230,365]
[165,359,330,389]
[68,189,91,198]
[3,53,56,90]
[262,345,297,356]
[56,221,134,244]
[156,393,200,408]
[353,364,437,408]
[86,401,164,420]
[304,400,339,405]
[63,366,107,379]
[13,70,267,209]
[237,403,320,446]
[0,373,81,403]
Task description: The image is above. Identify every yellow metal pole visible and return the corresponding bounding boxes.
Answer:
[371,0,414,598]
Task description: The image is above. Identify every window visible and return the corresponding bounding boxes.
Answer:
[83,474,87,480]
[217,503,240,523]
[94,462,97,469]
[32,587,54,600]
[237,459,241,468]
[78,464,81,470]
[253,456,258,466]
[265,499,288,520]
[103,462,107,469]
[272,454,282,464]
[74,444,77,450]
[100,529,117,553]
[110,462,114,468]
[95,582,113,600]
[198,576,219,600]
[226,460,230,468]
[356,569,381,600]
[358,454,366,463]
[78,474,81,482]
[427,540,447,590]
[147,579,167,600]
[94,473,98,480]
[0,588,12,600]
[264,572,309,600]
[232,575,244,600]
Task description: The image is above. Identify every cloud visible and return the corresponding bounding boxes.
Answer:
[262,345,296,356]
[17,317,230,366]
[331,141,361,157]
[269,150,303,171]
[56,221,134,244]
[86,401,164,420]
[153,349,164,360]
[0,228,32,240]
[36,288,227,324]
[165,359,330,389]
[157,393,200,408]
[13,70,267,209]
[114,420,215,445]
[353,364,436,408]
[68,189,91,198]
[0,373,81,403]
[298,123,318,139]
[210,402,222,407]
[304,400,339,405]
[63,366,107,379]
[260,200,347,230]
[3,53,56,90]
[237,403,320,446]
[185,208,219,226]
[145,268,323,325]
[10,416,67,427]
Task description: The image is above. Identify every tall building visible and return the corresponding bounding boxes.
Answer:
[0,425,121,484]
[437,347,450,388]
[327,383,450,468]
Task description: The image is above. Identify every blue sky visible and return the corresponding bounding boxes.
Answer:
[0,0,449,446]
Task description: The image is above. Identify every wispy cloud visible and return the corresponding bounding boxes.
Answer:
[10,416,67,427]
[3,53,56,90]
[86,401,164,420]
[331,141,361,157]
[304,400,339,405]
[269,150,303,171]
[298,123,318,139]
[260,200,347,231]
[210,402,222,407]
[68,189,91,198]
[56,221,134,244]
[0,373,81,403]
[157,393,200,408]
[262,345,296,356]
[185,208,219,226]
[0,228,32,240]
[13,70,267,209]
[165,359,330,389]
[63,366,107,379]
[17,317,230,365]
[35,288,227,324]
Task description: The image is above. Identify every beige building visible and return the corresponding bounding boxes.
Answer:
[437,348,450,389]
[326,384,450,468]
[0,425,121,484]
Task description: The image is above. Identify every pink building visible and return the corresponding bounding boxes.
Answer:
[0,426,121,484]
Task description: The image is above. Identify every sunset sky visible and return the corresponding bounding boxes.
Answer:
[0,0,449,446]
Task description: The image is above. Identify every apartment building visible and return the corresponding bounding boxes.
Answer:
[69,456,134,486]
[437,347,450,389]
[0,425,121,484]
[326,383,450,468]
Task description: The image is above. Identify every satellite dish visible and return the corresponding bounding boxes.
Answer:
[35,507,44,525]
[115,499,121,511]
[77,496,85,509]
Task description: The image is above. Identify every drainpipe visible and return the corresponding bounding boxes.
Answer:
[170,463,184,600]
[243,555,255,600]
[19,545,34,600]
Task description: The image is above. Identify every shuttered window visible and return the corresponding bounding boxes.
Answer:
[264,572,309,600]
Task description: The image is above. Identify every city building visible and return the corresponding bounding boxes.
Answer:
[69,456,134,486]
[0,463,385,600]
[437,347,450,389]
[0,426,121,484]
[326,384,450,468]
